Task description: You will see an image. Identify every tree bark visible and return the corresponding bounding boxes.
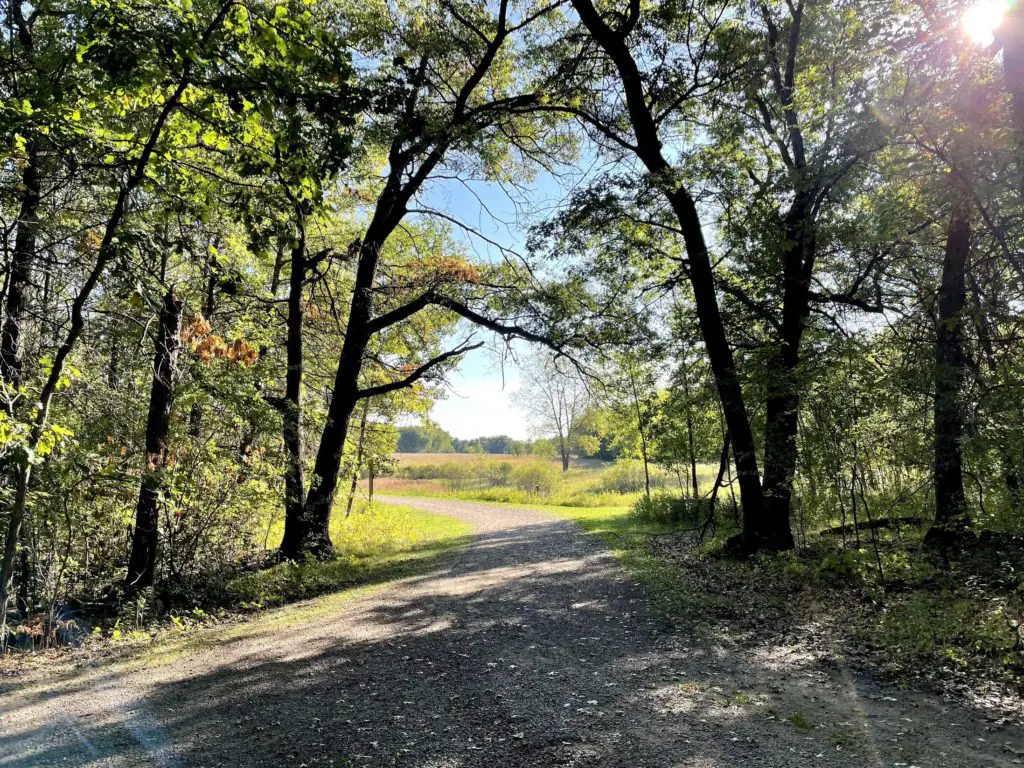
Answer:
[278,225,309,560]
[126,291,182,591]
[760,201,815,551]
[1,143,40,394]
[926,201,972,545]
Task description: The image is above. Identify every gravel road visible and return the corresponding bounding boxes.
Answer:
[1,496,1021,767]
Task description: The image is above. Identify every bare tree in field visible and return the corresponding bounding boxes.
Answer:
[514,355,590,472]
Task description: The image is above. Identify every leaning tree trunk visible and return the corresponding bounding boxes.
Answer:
[278,229,309,560]
[300,234,384,557]
[566,0,769,548]
[126,291,183,592]
[926,202,972,545]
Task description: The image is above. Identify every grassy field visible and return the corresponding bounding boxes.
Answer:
[373,453,724,509]
[393,452,576,466]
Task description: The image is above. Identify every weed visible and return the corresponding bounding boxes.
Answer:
[788,711,812,730]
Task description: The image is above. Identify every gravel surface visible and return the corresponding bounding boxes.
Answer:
[1,496,1022,766]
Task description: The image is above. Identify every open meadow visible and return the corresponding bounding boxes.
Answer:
[370,453,727,510]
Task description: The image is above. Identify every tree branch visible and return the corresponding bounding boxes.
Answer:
[356,341,485,399]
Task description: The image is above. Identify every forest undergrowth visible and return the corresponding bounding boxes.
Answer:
[0,501,471,669]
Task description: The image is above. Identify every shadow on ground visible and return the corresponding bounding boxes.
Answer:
[2,504,1022,767]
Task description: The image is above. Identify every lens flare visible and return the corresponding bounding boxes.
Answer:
[962,0,1009,46]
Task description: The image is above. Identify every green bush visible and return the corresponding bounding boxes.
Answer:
[632,492,703,525]
[599,459,666,494]
[511,463,558,495]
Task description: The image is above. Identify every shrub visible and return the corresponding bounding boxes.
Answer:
[632,492,703,525]
[600,459,651,493]
[599,459,671,494]
[511,463,558,495]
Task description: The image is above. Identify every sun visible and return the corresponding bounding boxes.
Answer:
[962,0,1009,46]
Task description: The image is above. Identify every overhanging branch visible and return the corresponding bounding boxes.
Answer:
[356,341,485,399]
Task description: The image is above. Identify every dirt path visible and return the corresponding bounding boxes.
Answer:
[1,496,1021,767]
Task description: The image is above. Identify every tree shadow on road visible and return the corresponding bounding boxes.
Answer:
[3,517,1021,767]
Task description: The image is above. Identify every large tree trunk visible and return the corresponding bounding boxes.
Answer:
[664,197,769,548]
[126,291,182,591]
[290,20,521,557]
[926,202,971,545]
[1,144,40,393]
[302,380,358,557]
[760,204,815,552]
[278,229,309,560]
[299,236,382,557]
[568,0,770,549]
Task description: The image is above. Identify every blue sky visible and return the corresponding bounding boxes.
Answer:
[418,160,584,440]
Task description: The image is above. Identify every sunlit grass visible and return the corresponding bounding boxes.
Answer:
[232,500,473,609]
[373,454,725,509]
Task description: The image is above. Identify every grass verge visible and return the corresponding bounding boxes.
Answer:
[232,501,473,608]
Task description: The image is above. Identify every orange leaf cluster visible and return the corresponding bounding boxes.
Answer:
[405,255,481,287]
[181,315,213,343]
[182,315,259,366]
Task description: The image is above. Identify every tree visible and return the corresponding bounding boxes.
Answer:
[550,0,773,549]
[126,291,183,591]
[514,354,590,472]
[282,0,572,558]
[398,422,454,453]
[596,352,660,496]
[0,0,237,639]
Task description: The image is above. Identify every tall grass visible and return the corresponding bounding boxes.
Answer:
[372,455,724,508]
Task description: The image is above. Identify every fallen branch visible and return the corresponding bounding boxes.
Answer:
[819,516,924,537]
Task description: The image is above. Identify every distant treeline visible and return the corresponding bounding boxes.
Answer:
[397,424,533,455]
[396,420,622,460]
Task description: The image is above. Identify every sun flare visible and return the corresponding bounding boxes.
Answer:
[962,0,1009,45]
